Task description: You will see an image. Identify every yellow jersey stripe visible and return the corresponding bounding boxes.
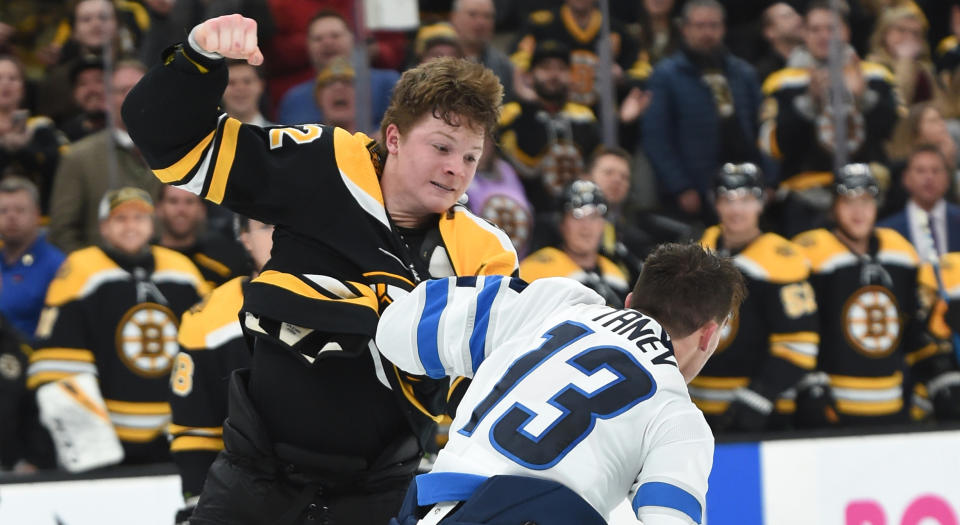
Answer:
[207,117,241,204]
[835,398,903,416]
[115,426,165,442]
[692,398,729,414]
[771,344,817,370]
[30,348,95,363]
[168,423,224,436]
[769,332,820,344]
[170,435,225,452]
[829,372,902,390]
[333,128,383,207]
[905,343,940,366]
[153,130,215,183]
[254,271,379,311]
[104,399,171,415]
[193,252,232,278]
[689,376,750,390]
[26,371,74,390]
[394,366,445,424]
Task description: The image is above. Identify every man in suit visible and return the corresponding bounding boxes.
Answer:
[879,143,960,256]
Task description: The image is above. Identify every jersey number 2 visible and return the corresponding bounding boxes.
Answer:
[459,321,656,470]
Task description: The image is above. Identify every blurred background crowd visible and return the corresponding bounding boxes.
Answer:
[2,0,960,478]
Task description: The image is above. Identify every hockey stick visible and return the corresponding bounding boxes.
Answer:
[914,209,960,364]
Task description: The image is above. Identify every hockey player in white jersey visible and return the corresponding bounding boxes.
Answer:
[376,243,746,525]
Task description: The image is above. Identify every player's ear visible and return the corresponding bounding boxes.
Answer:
[697,320,719,352]
[384,123,401,155]
[624,292,633,310]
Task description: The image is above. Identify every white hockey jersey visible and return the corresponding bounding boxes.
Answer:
[375,276,713,525]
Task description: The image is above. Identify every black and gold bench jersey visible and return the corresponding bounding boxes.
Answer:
[793,228,933,420]
[519,246,628,307]
[169,276,249,498]
[510,5,650,107]
[27,246,209,462]
[914,253,960,420]
[692,227,819,420]
[121,43,519,455]
[172,234,251,289]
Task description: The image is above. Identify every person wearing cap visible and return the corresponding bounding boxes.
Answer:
[792,164,944,426]
[60,55,107,142]
[509,0,649,109]
[499,39,600,233]
[312,57,376,134]
[413,22,465,65]
[520,180,629,307]
[693,163,820,433]
[0,177,65,343]
[27,187,209,467]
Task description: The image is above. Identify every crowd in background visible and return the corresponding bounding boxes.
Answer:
[1,0,960,476]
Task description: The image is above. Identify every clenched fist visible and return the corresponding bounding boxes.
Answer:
[192,14,264,66]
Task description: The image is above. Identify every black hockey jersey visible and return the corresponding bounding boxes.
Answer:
[169,276,249,497]
[913,254,960,420]
[692,227,819,423]
[27,246,209,462]
[173,234,251,289]
[519,246,628,307]
[793,228,933,420]
[510,5,650,107]
[121,43,519,459]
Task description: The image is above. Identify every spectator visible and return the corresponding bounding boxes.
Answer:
[499,39,600,228]
[274,10,400,126]
[449,0,516,100]
[465,134,534,257]
[413,22,465,65]
[760,0,901,237]
[28,187,209,466]
[642,0,764,226]
[0,55,67,215]
[879,144,960,255]
[223,59,271,127]
[884,103,959,215]
[510,0,649,109]
[519,180,629,307]
[792,164,941,426]
[59,55,107,142]
[635,0,681,66]
[693,163,819,433]
[0,177,64,342]
[867,5,937,106]
[155,185,250,288]
[0,312,54,472]
[755,3,804,83]
[48,59,160,254]
[169,216,273,519]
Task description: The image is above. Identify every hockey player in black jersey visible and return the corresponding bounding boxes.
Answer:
[794,164,948,425]
[695,163,820,432]
[168,216,272,521]
[122,14,518,524]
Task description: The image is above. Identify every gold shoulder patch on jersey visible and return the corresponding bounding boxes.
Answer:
[741,233,810,283]
[45,247,120,306]
[699,225,722,250]
[530,9,554,25]
[762,67,810,95]
[875,227,919,265]
[152,246,211,294]
[178,276,246,350]
[520,247,579,282]
[792,228,844,270]
[499,101,523,127]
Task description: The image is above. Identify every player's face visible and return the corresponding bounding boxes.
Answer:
[589,154,630,206]
[833,193,877,242]
[156,187,205,240]
[385,114,484,217]
[100,205,154,255]
[307,17,353,70]
[0,190,39,245]
[903,152,950,210]
[239,219,274,274]
[224,64,263,118]
[715,190,762,236]
[560,208,605,257]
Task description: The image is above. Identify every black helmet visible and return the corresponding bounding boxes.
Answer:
[561,180,608,218]
[833,163,879,198]
[714,163,763,199]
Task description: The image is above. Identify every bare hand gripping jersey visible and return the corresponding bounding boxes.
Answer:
[376,276,712,525]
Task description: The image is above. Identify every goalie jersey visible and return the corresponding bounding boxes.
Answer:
[693,227,819,426]
[121,43,519,459]
[27,246,208,462]
[376,276,712,525]
[169,276,250,497]
[793,228,934,421]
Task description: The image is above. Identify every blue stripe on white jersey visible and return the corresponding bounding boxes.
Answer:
[468,275,504,374]
[632,481,703,524]
[416,278,450,378]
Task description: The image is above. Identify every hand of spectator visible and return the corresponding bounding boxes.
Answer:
[611,63,624,84]
[677,189,701,216]
[192,14,264,66]
[0,23,13,47]
[619,87,652,123]
[844,55,865,99]
[808,68,828,105]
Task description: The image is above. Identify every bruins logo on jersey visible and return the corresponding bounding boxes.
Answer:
[541,142,583,197]
[480,195,531,252]
[115,303,180,377]
[716,309,740,353]
[842,285,902,358]
[0,353,21,380]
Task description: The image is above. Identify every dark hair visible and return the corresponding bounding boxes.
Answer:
[309,8,350,31]
[805,0,849,22]
[681,0,725,24]
[908,142,952,173]
[629,243,746,339]
[586,145,632,174]
[225,58,264,79]
[380,57,502,137]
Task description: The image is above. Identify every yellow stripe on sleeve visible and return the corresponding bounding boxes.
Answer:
[170,435,225,452]
[153,130,215,183]
[206,118,242,204]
